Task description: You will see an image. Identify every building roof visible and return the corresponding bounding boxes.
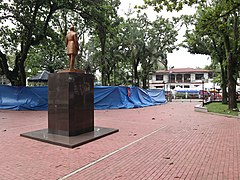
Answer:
[28,70,50,82]
[155,68,212,74]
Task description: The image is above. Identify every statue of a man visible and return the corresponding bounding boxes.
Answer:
[65,25,79,70]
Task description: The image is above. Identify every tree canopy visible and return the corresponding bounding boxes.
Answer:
[182,0,240,110]
[0,0,179,88]
[142,0,207,12]
[0,0,120,86]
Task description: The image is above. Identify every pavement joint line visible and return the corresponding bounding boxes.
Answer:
[58,125,167,180]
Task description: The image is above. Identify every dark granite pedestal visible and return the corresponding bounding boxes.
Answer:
[48,72,95,136]
[21,72,118,148]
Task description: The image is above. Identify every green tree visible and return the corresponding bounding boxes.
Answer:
[143,0,207,12]
[90,0,121,86]
[25,8,92,76]
[140,16,178,89]
[198,1,240,110]
[26,40,66,75]
[120,12,144,87]
[182,0,240,110]
[0,0,73,86]
[0,0,120,86]
[183,20,228,104]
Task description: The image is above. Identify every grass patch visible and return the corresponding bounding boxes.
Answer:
[206,102,240,116]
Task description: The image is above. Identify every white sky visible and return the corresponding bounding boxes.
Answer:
[118,0,211,69]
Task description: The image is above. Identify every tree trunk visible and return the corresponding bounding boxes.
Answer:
[133,57,140,87]
[133,64,139,87]
[96,24,107,86]
[220,63,227,104]
[19,58,26,86]
[0,51,26,86]
[100,45,107,85]
[141,62,150,89]
[227,52,237,110]
[142,75,148,89]
[101,63,107,86]
[107,70,111,86]
[222,27,237,110]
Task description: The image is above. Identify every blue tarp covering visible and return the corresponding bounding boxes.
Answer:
[0,85,48,110]
[0,85,166,110]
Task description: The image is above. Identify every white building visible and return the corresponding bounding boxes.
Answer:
[149,68,214,91]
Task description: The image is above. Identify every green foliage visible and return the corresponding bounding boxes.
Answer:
[0,0,178,88]
[84,8,178,87]
[175,93,186,99]
[138,14,178,88]
[26,40,67,75]
[0,0,121,86]
[142,0,206,12]
[0,0,75,85]
[84,0,122,85]
[182,0,240,109]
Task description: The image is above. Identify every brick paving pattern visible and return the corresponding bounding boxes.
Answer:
[1,102,240,180]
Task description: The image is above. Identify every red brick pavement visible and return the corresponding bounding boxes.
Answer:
[1,102,240,180]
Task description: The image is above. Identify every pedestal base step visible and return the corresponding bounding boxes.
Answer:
[20,127,119,148]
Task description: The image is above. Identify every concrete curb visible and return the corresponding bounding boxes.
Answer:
[194,104,208,113]
[194,104,240,119]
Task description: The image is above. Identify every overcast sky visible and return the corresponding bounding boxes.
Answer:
[118,0,211,69]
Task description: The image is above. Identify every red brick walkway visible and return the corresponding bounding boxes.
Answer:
[1,102,240,180]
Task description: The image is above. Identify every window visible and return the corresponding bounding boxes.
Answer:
[176,74,182,82]
[156,75,163,81]
[184,85,190,88]
[184,74,190,82]
[169,74,175,83]
[195,74,204,80]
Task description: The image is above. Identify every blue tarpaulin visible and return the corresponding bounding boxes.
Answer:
[0,85,48,110]
[0,85,166,110]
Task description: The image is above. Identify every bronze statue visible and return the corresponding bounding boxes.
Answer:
[65,25,79,70]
